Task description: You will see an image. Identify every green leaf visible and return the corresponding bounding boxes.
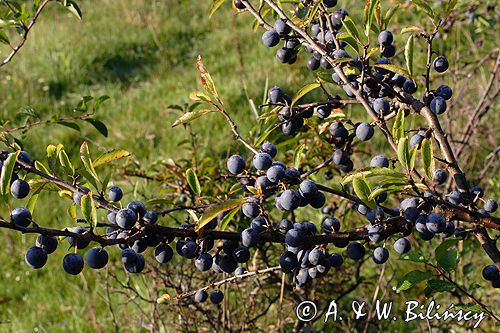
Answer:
[463,263,474,276]
[294,144,306,169]
[79,142,99,183]
[373,63,411,78]
[195,198,247,231]
[352,177,376,209]
[186,168,201,196]
[291,83,320,107]
[384,4,399,29]
[374,0,382,29]
[0,30,10,45]
[399,250,427,263]
[436,238,460,258]
[426,279,455,295]
[342,16,362,44]
[255,123,279,147]
[196,55,220,101]
[101,172,112,193]
[409,146,418,171]
[0,151,19,198]
[421,138,434,180]
[401,26,424,35]
[79,169,99,191]
[397,270,432,292]
[397,137,410,171]
[58,148,74,175]
[445,0,458,16]
[93,95,110,110]
[34,161,50,174]
[188,102,202,113]
[67,204,77,221]
[411,0,435,21]
[220,206,241,231]
[336,33,359,53]
[306,2,322,23]
[93,149,131,168]
[27,183,46,214]
[57,121,80,132]
[60,0,82,19]
[404,34,414,76]
[46,144,59,172]
[172,109,215,127]
[74,95,93,112]
[18,106,40,119]
[392,109,405,142]
[435,238,459,272]
[80,192,97,228]
[342,167,406,185]
[437,249,458,273]
[209,0,225,17]
[332,58,355,66]
[368,182,407,200]
[363,0,379,37]
[85,119,108,137]
[363,1,371,28]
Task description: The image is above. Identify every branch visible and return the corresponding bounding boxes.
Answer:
[429,263,499,322]
[405,95,468,192]
[473,228,500,267]
[159,266,281,303]
[257,0,398,152]
[0,0,50,68]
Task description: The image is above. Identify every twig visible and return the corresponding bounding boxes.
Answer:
[0,0,50,68]
[429,263,499,323]
[160,266,281,302]
[456,51,500,158]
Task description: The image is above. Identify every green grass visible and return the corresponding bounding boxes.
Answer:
[0,0,498,331]
[0,1,310,331]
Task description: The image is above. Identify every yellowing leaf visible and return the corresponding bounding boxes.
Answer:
[81,192,97,228]
[0,151,19,197]
[93,149,131,168]
[397,137,410,171]
[197,55,219,101]
[352,177,376,209]
[291,83,320,107]
[186,168,201,196]
[421,138,434,180]
[392,109,405,142]
[80,142,99,183]
[404,34,414,76]
[172,109,215,127]
[195,198,247,232]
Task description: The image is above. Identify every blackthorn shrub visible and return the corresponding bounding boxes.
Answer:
[0,2,498,330]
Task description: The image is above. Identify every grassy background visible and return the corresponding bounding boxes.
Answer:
[0,1,297,331]
[0,0,498,332]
